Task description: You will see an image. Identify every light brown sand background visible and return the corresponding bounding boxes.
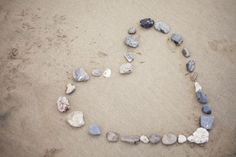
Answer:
[0,0,236,157]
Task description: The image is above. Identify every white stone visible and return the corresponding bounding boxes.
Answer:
[120,63,134,74]
[187,127,209,144]
[195,82,202,92]
[57,96,70,112]
[124,53,135,63]
[178,135,187,144]
[67,111,85,128]
[140,135,149,144]
[103,68,111,78]
[65,83,76,95]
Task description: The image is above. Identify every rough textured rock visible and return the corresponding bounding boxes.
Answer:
[148,134,161,144]
[103,68,111,78]
[140,18,154,28]
[186,60,196,73]
[120,63,134,74]
[202,105,212,114]
[57,96,70,112]
[65,83,76,95]
[121,135,140,144]
[190,72,198,82]
[125,35,139,48]
[73,68,90,82]
[154,21,170,34]
[106,131,119,142]
[128,27,136,34]
[140,135,149,144]
[171,33,183,46]
[187,127,209,144]
[124,53,135,63]
[194,82,202,92]
[67,111,85,127]
[162,134,177,145]
[92,69,103,77]
[89,123,101,136]
[178,135,187,144]
[196,90,208,104]
[200,115,214,130]
[182,48,191,58]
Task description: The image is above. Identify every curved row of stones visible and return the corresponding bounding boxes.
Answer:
[56,18,214,145]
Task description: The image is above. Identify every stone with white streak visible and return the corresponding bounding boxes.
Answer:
[178,135,187,144]
[194,82,202,92]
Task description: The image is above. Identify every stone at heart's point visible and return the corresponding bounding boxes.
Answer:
[67,111,85,128]
[73,68,90,82]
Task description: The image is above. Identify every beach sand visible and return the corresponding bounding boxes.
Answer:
[0,0,236,156]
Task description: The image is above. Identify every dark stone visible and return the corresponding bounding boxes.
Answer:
[202,105,212,114]
[186,60,196,73]
[120,135,140,144]
[148,134,161,144]
[196,90,208,104]
[182,48,191,58]
[200,115,214,130]
[140,18,154,28]
[171,33,183,46]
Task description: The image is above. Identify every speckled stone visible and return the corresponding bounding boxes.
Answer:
[140,18,154,28]
[148,134,161,144]
[188,127,209,144]
[57,96,70,112]
[200,115,214,130]
[124,53,135,63]
[171,33,183,46]
[106,131,119,142]
[124,35,139,48]
[65,83,76,95]
[121,135,140,144]
[186,60,196,73]
[89,123,101,136]
[154,21,170,34]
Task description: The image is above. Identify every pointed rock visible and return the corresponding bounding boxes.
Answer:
[140,135,149,144]
[73,68,89,82]
[65,83,76,95]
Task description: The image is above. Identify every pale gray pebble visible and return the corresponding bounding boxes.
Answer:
[140,135,149,144]
[120,63,134,74]
[120,135,140,144]
[154,21,170,34]
[200,115,214,130]
[148,134,161,144]
[162,134,177,145]
[124,53,135,63]
[125,35,139,48]
[91,69,103,77]
[73,68,90,82]
[128,27,136,34]
[178,135,187,144]
[66,111,85,128]
[106,131,119,142]
[171,33,183,46]
[182,48,191,58]
[186,60,196,73]
[89,123,101,136]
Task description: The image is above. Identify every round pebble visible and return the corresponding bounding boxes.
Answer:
[178,135,187,144]
[186,60,196,73]
[89,123,101,136]
[67,111,85,128]
[57,96,70,112]
[162,134,177,145]
[140,18,154,28]
[140,135,149,144]
[148,134,161,144]
[106,131,119,142]
[125,35,139,48]
[128,27,136,34]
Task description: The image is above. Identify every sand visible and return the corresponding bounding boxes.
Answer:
[0,0,236,157]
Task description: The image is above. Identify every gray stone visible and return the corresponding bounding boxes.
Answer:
[67,111,85,128]
[65,83,76,95]
[89,123,101,136]
[171,33,183,46]
[121,135,140,144]
[162,134,177,145]
[124,53,135,63]
[125,35,139,48]
[92,69,103,77]
[57,96,70,112]
[140,135,149,144]
[202,105,212,114]
[140,18,154,28]
[200,115,214,130]
[120,63,134,74]
[187,127,209,144]
[73,68,90,82]
[196,90,208,104]
[154,21,170,34]
[182,48,191,58]
[128,27,136,34]
[106,131,119,142]
[186,60,196,73]
[148,134,161,144]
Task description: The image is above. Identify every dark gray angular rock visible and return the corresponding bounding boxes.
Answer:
[148,134,161,144]
[106,131,119,142]
[200,115,214,130]
[89,124,101,136]
[196,90,208,104]
[154,21,170,34]
[182,48,191,58]
[186,60,196,73]
[73,68,90,82]
[140,18,154,28]
[125,35,139,48]
[171,33,183,46]
[202,105,212,114]
[120,135,140,144]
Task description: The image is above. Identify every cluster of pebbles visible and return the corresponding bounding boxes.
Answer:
[56,17,214,146]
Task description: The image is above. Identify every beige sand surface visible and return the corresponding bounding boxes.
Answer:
[0,0,236,157]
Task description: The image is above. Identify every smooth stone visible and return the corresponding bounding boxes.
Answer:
[57,96,70,112]
[120,135,140,144]
[65,83,76,95]
[171,33,183,46]
[140,135,149,144]
[154,21,170,34]
[106,131,119,142]
[194,82,202,92]
[120,63,134,74]
[124,53,135,63]
[103,68,111,78]
[128,27,136,34]
[178,135,187,144]
[196,90,208,104]
[186,60,196,73]
[73,68,90,82]
[125,35,139,48]
[140,18,154,28]
[182,48,191,58]
[187,127,209,144]
[89,123,101,136]
[148,134,161,144]
[200,115,214,130]
[202,105,212,114]
[190,72,198,82]
[66,111,85,128]
[162,134,177,145]
[92,69,103,77]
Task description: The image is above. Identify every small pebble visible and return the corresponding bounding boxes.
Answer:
[67,111,85,128]
[154,21,170,34]
[103,68,111,78]
[140,18,154,28]
[73,68,90,82]
[202,105,212,114]
[89,123,101,136]
[125,35,139,48]
[182,48,191,58]
[106,131,119,142]
[120,63,134,74]
[187,127,209,144]
[171,33,183,46]
[186,60,196,73]
[92,69,103,77]
[120,135,140,144]
[124,53,135,63]
[200,115,214,130]
[178,135,187,144]
[196,90,208,104]
[128,27,136,34]
[190,72,198,82]
[140,135,149,144]
[65,83,76,95]
[148,134,161,144]
[57,96,70,112]
[162,134,177,145]
[194,82,202,92]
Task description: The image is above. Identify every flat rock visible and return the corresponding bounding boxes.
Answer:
[186,60,196,73]
[125,35,139,48]
[200,115,214,130]
[162,134,177,145]
[106,131,119,142]
[182,48,191,58]
[57,96,70,112]
[194,82,202,92]
[140,18,154,28]
[65,83,76,95]
[92,69,103,77]
[121,135,140,144]
[73,68,90,82]
[103,68,111,78]
[202,105,212,114]
[154,21,170,34]
[128,27,136,34]
[140,135,149,144]
[124,53,135,63]
[196,90,208,104]
[187,127,209,144]
[178,135,187,144]
[120,63,134,74]
[148,134,161,144]
[67,111,85,128]
[171,33,183,46]
[89,123,101,136]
